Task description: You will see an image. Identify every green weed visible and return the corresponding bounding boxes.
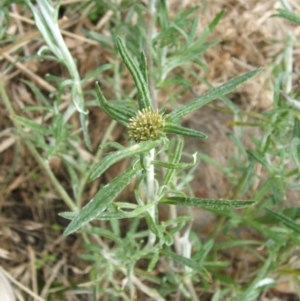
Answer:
[1,1,300,300]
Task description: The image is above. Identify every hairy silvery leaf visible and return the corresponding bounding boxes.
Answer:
[64,165,141,235]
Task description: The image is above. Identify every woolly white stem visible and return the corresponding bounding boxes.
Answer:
[146,148,156,246]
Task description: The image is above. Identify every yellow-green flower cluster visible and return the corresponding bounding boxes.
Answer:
[127,107,164,142]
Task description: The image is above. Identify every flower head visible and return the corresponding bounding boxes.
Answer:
[127,107,164,142]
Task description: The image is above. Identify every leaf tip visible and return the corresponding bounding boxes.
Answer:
[63,224,75,236]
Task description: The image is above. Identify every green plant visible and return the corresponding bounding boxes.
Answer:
[58,17,260,301]
[3,0,300,300]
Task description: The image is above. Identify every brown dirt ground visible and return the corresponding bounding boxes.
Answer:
[1,0,300,300]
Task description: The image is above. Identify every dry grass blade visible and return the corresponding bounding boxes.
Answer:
[0,266,46,301]
[0,267,16,301]
[40,257,66,299]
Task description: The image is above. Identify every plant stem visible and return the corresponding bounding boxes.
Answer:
[183,276,200,301]
[27,0,91,148]
[27,142,78,211]
[120,267,166,301]
[36,0,82,98]
[146,148,156,246]
[144,0,161,247]
[146,0,157,109]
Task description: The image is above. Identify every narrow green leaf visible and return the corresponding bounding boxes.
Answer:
[292,117,300,164]
[95,82,135,126]
[163,123,207,139]
[22,106,51,113]
[152,161,187,170]
[58,211,76,220]
[116,37,153,109]
[266,208,300,234]
[152,153,195,170]
[83,64,112,83]
[163,40,219,76]
[274,9,300,26]
[271,176,285,204]
[80,227,122,244]
[208,9,226,32]
[26,0,61,58]
[251,179,273,203]
[158,0,169,30]
[159,197,255,210]
[211,290,222,301]
[255,207,300,224]
[169,68,263,120]
[213,240,261,250]
[63,159,79,200]
[96,202,155,220]
[11,115,47,134]
[99,142,126,151]
[139,51,148,84]
[245,220,285,244]
[22,80,51,107]
[83,30,112,48]
[163,216,193,237]
[164,138,184,185]
[247,150,270,169]
[111,202,137,209]
[147,252,159,272]
[64,165,141,235]
[130,246,157,264]
[161,249,211,280]
[293,117,300,139]
[59,206,153,220]
[291,137,300,173]
[144,212,162,239]
[80,112,92,151]
[188,18,198,42]
[172,23,189,42]
[88,140,160,182]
